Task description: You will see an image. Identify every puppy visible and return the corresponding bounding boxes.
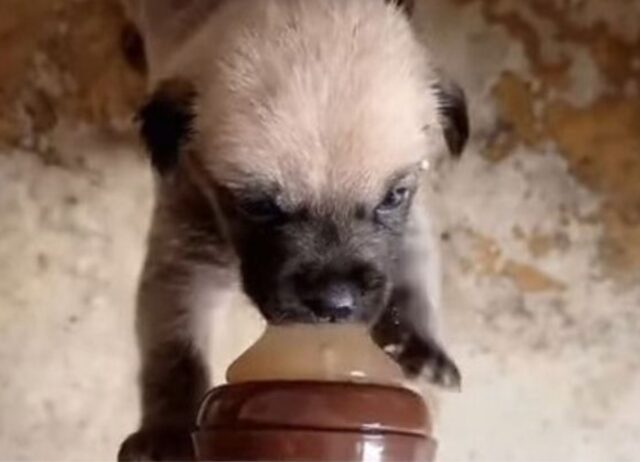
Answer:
[118,0,468,460]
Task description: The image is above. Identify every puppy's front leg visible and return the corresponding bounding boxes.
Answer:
[373,289,461,388]
[372,204,461,389]
[119,180,235,462]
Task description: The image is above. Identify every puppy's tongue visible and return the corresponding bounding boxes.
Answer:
[226,324,404,385]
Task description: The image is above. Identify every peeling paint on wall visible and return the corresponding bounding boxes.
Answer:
[0,0,144,149]
[416,1,640,460]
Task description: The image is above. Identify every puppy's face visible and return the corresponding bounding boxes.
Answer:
[214,166,421,324]
[140,0,467,325]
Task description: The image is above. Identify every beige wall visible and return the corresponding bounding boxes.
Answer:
[0,0,638,460]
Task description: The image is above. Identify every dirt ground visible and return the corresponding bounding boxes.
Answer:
[0,0,639,460]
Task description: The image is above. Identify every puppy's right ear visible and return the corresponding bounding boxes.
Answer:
[138,79,196,175]
[433,78,469,157]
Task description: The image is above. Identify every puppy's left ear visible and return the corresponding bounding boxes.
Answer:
[138,78,196,175]
[433,79,469,157]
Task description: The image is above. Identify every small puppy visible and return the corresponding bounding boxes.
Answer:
[118,0,468,460]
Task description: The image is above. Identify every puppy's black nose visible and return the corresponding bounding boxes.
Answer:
[300,282,358,320]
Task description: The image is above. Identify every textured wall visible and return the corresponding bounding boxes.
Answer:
[414,1,640,460]
[0,0,638,461]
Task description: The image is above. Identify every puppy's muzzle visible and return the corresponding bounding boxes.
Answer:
[299,280,358,320]
[292,263,386,322]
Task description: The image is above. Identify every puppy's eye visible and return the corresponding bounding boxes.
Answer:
[377,186,410,212]
[238,197,284,222]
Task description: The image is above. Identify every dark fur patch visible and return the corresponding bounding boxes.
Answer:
[433,80,470,156]
[217,191,405,324]
[386,0,415,16]
[120,22,147,75]
[138,80,196,174]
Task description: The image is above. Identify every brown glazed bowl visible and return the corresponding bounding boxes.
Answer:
[192,381,436,462]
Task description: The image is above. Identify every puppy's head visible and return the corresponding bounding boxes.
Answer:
[139,0,468,325]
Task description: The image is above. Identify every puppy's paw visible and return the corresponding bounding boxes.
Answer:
[398,338,462,390]
[118,426,194,462]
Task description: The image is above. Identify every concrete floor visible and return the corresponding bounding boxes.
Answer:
[1,0,639,461]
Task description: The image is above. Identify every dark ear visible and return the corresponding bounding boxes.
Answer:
[386,0,414,16]
[433,80,469,157]
[138,79,196,174]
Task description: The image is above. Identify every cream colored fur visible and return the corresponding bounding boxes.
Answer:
[126,0,446,199]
